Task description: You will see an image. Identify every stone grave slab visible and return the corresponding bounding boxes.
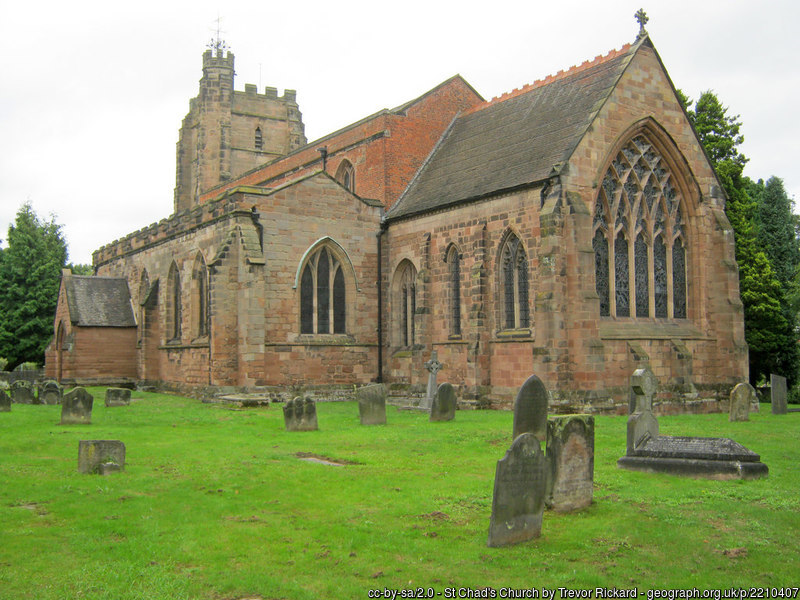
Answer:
[545,415,594,512]
[357,383,387,425]
[10,380,36,405]
[78,440,126,474]
[429,382,456,422]
[39,381,62,405]
[61,387,94,425]
[487,432,547,547]
[729,382,754,422]
[105,388,132,407]
[0,389,10,412]
[283,397,318,431]
[771,373,788,415]
[512,374,548,443]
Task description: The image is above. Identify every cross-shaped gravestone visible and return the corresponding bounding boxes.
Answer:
[627,367,659,453]
[420,351,442,410]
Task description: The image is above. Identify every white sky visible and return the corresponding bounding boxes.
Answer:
[2,0,798,266]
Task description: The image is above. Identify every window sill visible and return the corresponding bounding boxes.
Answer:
[599,319,705,340]
[495,328,532,339]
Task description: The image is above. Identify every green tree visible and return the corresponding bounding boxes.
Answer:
[0,203,68,369]
[689,91,747,169]
[753,177,800,293]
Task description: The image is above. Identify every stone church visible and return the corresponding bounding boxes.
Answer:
[45,23,748,413]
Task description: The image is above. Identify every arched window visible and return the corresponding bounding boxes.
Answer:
[499,233,530,330]
[446,245,462,336]
[300,247,346,334]
[593,134,688,319]
[255,127,263,150]
[166,262,182,342]
[138,270,150,344]
[192,254,210,338]
[335,159,355,192]
[393,260,417,347]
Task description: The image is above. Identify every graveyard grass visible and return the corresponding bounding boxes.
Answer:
[1,391,798,599]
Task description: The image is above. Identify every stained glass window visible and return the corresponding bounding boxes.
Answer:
[615,232,630,317]
[635,233,649,318]
[594,230,610,316]
[500,234,530,329]
[396,261,417,347]
[673,239,687,319]
[300,246,347,334]
[654,235,668,318]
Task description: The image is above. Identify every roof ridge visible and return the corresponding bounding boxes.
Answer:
[463,42,634,116]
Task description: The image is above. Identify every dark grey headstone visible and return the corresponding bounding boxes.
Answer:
[78,440,126,474]
[357,383,386,425]
[512,374,548,443]
[627,368,659,453]
[283,397,318,431]
[487,432,547,547]
[105,388,131,407]
[546,415,594,512]
[770,374,788,415]
[39,381,63,405]
[0,389,10,412]
[61,387,93,425]
[10,380,36,405]
[729,382,754,422]
[429,382,456,422]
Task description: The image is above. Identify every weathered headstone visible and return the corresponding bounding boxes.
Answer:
[0,389,10,412]
[356,383,386,425]
[770,373,788,415]
[626,367,659,454]
[487,432,548,547]
[105,387,132,407]
[729,382,755,422]
[283,397,318,431]
[39,380,63,405]
[429,382,456,422]
[10,380,36,405]
[420,351,443,410]
[512,374,549,443]
[61,387,93,425]
[78,440,126,474]
[545,415,594,512]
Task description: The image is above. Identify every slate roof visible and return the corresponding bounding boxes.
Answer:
[386,39,644,221]
[64,275,136,327]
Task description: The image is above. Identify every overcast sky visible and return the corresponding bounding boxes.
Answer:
[2,0,798,266]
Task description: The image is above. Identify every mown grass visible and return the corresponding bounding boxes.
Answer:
[0,390,798,599]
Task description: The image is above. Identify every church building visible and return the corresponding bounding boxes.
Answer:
[45,20,748,413]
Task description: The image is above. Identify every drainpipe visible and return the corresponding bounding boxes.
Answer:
[376,220,387,383]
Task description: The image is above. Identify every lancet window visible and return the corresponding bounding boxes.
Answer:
[447,245,462,336]
[499,233,530,330]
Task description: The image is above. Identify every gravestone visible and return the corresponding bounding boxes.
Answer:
[105,388,132,407]
[512,374,549,443]
[545,415,594,512]
[283,397,318,431]
[39,380,63,405]
[626,367,659,454]
[0,389,10,412]
[729,382,755,422]
[770,374,788,415]
[61,387,93,425]
[487,432,547,547]
[10,380,36,405]
[78,440,126,474]
[429,382,456,422]
[420,351,443,410]
[356,383,386,425]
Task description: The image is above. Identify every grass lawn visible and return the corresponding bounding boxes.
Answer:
[1,390,798,599]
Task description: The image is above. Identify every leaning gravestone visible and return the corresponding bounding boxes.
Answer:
[61,387,93,425]
[356,383,387,425]
[729,382,755,422]
[78,440,126,475]
[10,380,36,405]
[0,389,10,412]
[512,374,549,443]
[770,374,788,415]
[626,368,659,454]
[487,432,548,547]
[283,397,318,431]
[545,415,595,512]
[429,382,456,422]
[39,381,63,405]
[105,388,132,407]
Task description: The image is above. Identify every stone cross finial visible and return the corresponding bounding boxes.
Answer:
[635,8,649,39]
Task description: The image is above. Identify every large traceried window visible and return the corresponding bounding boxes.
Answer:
[300,246,346,334]
[499,233,530,330]
[593,134,688,319]
[446,245,462,337]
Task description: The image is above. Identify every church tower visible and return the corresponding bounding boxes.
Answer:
[174,44,307,213]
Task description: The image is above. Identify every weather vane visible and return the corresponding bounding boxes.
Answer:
[207,15,229,53]
[635,8,649,39]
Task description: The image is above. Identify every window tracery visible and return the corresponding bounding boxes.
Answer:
[300,247,346,334]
